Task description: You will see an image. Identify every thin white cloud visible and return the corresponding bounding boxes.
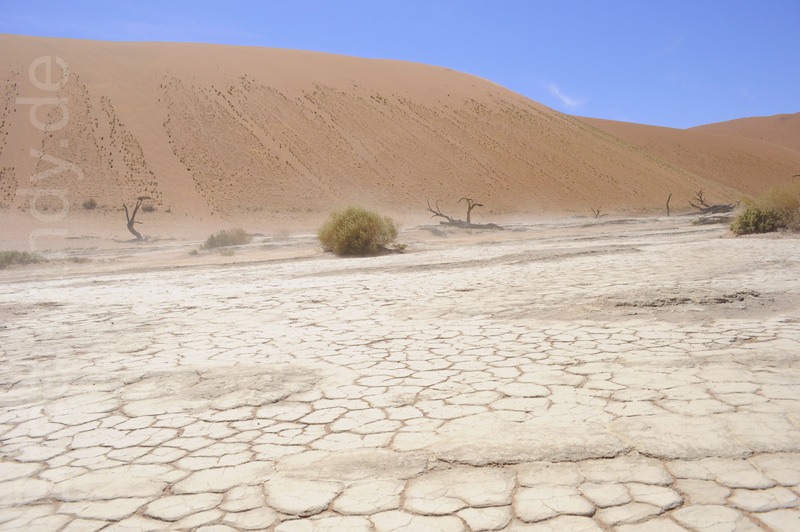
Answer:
[548,83,586,110]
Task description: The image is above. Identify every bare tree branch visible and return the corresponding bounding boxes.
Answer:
[424,197,502,230]
[688,190,738,214]
[688,190,710,210]
[426,199,456,223]
[123,196,151,241]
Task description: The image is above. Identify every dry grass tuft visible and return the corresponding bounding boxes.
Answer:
[318,206,398,256]
[732,182,800,235]
[0,251,46,269]
[202,228,252,249]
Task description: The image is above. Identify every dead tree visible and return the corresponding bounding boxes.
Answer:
[123,196,150,241]
[459,198,483,224]
[666,192,673,216]
[688,189,737,214]
[425,198,503,230]
[689,190,710,210]
[590,207,603,218]
[426,199,458,224]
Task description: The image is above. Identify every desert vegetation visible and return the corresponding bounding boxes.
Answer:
[82,198,97,210]
[731,183,800,235]
[0,250,46,269]
[318,206,398,256]
[202,228,252,249]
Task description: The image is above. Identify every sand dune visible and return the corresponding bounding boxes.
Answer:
[1,34,799,233]
[691,112,800,155]
[578,116,800,202]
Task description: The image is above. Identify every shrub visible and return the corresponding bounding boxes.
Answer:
[731,183,800,235]
[786,210,800,232]
[760,184,800,214]
[731,207,783,235]
[0,251,46,269]
[318,206,398,256]
[82,198,97,210]
[142,204,156,213]
[202,228,252,249]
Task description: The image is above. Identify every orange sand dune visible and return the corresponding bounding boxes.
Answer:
[579,116,800,201]
[691,113,800,155]
[1,34,798,234]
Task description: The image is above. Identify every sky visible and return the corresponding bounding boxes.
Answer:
[1,0,797,129]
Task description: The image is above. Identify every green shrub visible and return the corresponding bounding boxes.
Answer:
[318,206,398,256]
[0,251,46,269]
[82,198,97,210]
[731,207,783,235]
[202,228,252,249]
[731,183,800,235]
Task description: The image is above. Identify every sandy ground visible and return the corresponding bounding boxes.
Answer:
[1,215,800,531]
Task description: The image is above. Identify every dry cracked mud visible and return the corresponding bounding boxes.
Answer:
[1,217,799,531]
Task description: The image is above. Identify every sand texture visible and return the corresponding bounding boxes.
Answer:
[1,34,799,236]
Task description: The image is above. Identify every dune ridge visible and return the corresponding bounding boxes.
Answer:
[1,34,799,229]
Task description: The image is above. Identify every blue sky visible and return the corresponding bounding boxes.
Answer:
[1,1,797,128]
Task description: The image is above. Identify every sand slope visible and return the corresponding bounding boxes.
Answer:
[580,115,800,202]
[1,34,798,226]
[692,112,800,155]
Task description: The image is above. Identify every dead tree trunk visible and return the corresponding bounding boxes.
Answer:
[666,192,672,216]
[123,196,149,241]
[459,198,483,224]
